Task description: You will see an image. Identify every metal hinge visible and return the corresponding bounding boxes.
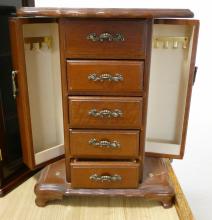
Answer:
[193,66,198,85]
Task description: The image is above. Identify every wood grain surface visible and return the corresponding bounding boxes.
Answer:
[69,96,143,129]
[66,60,144,96]
[71,161,140,189]
[33,158,174,208]
[9,18,35,169]
[60,19,147,59]
[69,129,140,159]
[17,7,194,19]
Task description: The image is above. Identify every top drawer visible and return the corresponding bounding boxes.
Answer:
[60,19,148,59]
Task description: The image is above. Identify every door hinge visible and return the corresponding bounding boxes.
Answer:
[193,66,198,85]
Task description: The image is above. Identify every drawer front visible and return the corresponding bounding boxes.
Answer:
[61,19,147,59]
[67,60,144,95]
[69,130,140,158]
[71,161,140,188]
[69,97,143,129]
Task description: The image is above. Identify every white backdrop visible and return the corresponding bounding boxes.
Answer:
[35,1,212,219]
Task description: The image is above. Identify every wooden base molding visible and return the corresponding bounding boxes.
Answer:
[34,157,175,208]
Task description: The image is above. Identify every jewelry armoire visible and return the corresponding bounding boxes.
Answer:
[4,7,199,207]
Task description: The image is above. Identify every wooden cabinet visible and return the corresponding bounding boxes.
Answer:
[0,5,35,197]
[7,8,199,191]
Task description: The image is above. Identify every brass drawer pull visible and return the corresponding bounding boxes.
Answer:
[88,109,123,118]
[11,70,18,99]
[88,73,123,82]
[0,149,3,161]
[86,32,125,42]
[89,174,122,182]
[88,138,120,148]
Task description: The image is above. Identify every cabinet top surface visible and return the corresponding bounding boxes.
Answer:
[17,7,194,18]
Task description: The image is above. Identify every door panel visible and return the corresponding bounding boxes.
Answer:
[9,18,64,169]
[145,19,199,159]
[9,18,34,168]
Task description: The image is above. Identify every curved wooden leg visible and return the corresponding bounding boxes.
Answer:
[160,197,174,208]
[35,192,64,207]
[34,183,64,207]
[35,197,48,207]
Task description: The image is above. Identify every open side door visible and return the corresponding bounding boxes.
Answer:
[146,19,199,159]
[9,17,64,169]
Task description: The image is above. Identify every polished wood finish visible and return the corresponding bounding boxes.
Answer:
[9,18,35,169]
[69,130,139,159]
[58,19,72,183]
[138,20,153,181]
[0,97,5,165]
[63,18,151,185]
[7,8,199,204]
[66,60,144,96]
[69,97,143,129]
[71,161,140,189]
[0,167,35,197]
[60,16,150,184]
[17,7,194,18]
[34,157,175,207]
[179,20,199,158]
[60,19,147,59]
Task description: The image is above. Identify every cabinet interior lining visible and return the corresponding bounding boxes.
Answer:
[23,23,64,165]
[146,24,194,156]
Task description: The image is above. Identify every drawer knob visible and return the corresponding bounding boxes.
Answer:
[89,174,122,182]
[86,32,125,42]
[88,109,123,118]
[88,138,120,148]
[88,73,123,82]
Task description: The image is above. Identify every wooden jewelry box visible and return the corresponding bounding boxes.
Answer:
[7,7,199,206]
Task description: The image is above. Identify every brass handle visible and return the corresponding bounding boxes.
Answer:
[89,174,122,182]
[88,109,123,118]
[88,138,120,148]
[12,70,18,99]
[0,149,3,161]
[87,32,125,42]
[88,73,123,82]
